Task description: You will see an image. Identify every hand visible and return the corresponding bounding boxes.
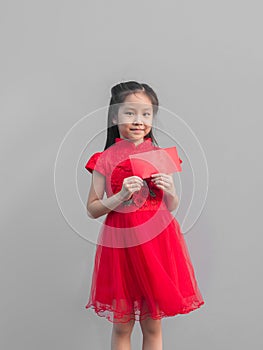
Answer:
[119,176,144,201]
[151,173,177,197]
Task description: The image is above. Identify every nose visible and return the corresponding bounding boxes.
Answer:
[133,114,143,124]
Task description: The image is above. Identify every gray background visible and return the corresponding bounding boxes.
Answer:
[1,0,262,349]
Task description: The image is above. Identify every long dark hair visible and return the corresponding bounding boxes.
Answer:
[104,81,159,150]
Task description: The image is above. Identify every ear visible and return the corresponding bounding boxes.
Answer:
[112,117,117,125]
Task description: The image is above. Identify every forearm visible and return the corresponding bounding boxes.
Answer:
[164,192,179,212]
[87,192,125,219]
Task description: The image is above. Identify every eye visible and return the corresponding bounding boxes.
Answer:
[125,112,134,116]
[143,113,151,117]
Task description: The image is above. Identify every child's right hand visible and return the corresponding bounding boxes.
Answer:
[119,176,144,201]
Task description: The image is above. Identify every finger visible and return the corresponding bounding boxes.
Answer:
[155,184,166,191]
[130,178,143,185]
[133,176,144,184]
[151,173,167,178]
[126,178,143,185]
[152,175,165,182]
[125,183,136,190]
[127,183,138,188]
[129,183,142,189]
[153,175,172,183]
[154,178,166,185]
[129,181,143,188]
[133,187,141,193]
[151,173,159,178]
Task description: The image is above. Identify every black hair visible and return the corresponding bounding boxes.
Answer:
[104,81,159,150]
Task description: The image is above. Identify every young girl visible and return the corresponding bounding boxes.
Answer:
[84,81,204,349]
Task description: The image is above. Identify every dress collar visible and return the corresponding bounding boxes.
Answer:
[114,137,153,150]
[115,137,152,145]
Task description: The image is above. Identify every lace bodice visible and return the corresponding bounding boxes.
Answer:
[85,137,182,212]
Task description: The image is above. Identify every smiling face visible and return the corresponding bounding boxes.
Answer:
[112,92,153,145]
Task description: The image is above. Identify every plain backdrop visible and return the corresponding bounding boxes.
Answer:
[1,1,262,349]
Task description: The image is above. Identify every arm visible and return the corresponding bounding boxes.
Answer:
[86,170,125,219]
[163,172,179,212]
[164,191,179,212]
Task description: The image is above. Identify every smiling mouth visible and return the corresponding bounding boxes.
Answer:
[130,129,144,131]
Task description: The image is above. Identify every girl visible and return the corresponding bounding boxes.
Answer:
[85,81,204,350]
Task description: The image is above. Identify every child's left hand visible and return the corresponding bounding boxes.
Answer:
[150,173,177,197]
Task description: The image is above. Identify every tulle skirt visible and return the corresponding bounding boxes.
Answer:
[85,207,204,323]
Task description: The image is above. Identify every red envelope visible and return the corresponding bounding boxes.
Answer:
[129,147,182,179]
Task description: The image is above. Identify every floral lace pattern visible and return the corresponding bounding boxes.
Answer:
[85,137,181,211]
[109,156,164,211]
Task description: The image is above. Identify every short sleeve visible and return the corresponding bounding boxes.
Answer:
[85,152,106,176]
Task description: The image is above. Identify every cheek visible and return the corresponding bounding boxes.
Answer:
[117,114,129,126]
[145,121,152,129]
[145,117,153,126]
[118,121,129,129]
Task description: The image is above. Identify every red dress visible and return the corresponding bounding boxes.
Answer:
[85,137,204,323]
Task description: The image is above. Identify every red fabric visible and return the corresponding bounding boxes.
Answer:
[85,152,105,176]
[84,137,204,323]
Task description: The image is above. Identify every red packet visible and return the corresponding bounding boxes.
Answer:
[129,147,182,179]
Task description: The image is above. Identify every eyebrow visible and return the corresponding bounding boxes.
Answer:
[123,107,152,111]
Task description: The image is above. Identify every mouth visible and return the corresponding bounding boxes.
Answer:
[130,128,144,131]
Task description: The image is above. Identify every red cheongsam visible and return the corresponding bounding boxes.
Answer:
[84,137,204,323]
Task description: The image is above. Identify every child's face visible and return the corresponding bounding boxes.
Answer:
[113,92,153,143]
